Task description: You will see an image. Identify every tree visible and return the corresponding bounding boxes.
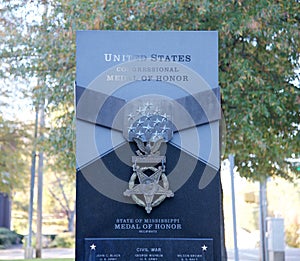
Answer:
[217,1,300,180]
[25,0,298,181]
[47,172,75,232]
[97,0,299,180]
[1,0,76,231]
[0,0,299,246]
[0,115,28,193]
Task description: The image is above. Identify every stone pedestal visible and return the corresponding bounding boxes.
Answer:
[75,31,221,261]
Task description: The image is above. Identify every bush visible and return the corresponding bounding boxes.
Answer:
[49,232,75,248]
[0,227,21,248]
[286,222,300,248]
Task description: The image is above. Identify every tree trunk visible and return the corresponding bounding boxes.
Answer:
[36,102,45,258]
[68,210,75,232]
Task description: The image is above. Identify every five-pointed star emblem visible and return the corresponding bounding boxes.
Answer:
[128,113,135,121]
[144,102,153,110]
[202,244,208,251]
[124,167,174,213]
[143,123,152,132]
[90,243,96,250]
[152,130,162,139]
[136,119,144,126]
[153,118,161,126]
[161,125,170,132]
[136,130,144,138]
[128,125,136,132]
[136,106,145,115]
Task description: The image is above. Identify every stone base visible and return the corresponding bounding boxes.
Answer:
[24,247,34,259]
[269,251,285,261]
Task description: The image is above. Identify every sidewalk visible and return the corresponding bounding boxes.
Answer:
[227,247,300,261]
[0,245,75,259]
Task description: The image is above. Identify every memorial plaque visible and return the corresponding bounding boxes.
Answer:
[76,31,221,260]
[84,238,213,260]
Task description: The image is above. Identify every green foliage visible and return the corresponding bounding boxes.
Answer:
[0,227,21,249]
[49,232,75,248]
[81,0,300,181]
[0,116,29,193]
[0,0,299,188]
[218,0,300,179]
[286,222,300,248]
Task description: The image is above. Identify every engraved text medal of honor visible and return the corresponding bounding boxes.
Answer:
[123,98,174,213]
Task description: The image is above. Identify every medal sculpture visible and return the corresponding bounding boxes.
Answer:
[123,99,174,213]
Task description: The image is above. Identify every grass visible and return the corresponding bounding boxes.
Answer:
[1,258,74,261]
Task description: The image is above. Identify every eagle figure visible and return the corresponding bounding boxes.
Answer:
[133,136,164,156]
